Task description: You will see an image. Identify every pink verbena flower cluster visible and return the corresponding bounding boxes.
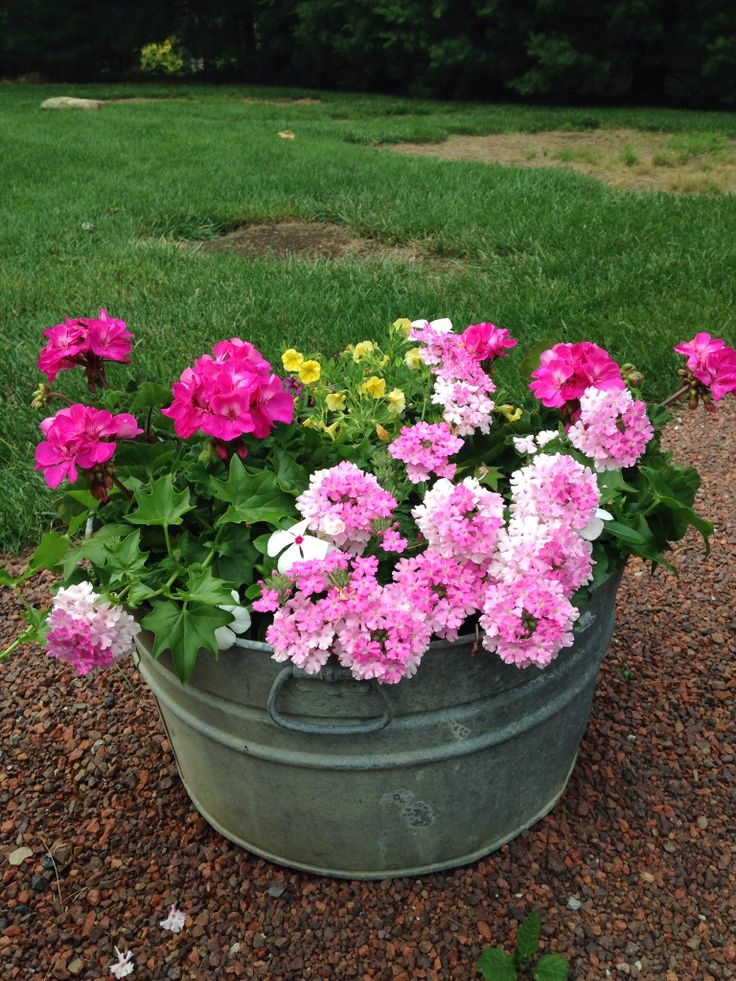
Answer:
[461,322,517,362]
[530,342,625,419]
[674,332,736,404]
[388,421,464,483]
[296,461,397,553]
[479,453,599,667]
[265,553,431,683]
[392,551,484,641]
[161,338,293,451]
[410,321,497,436]
[568,387,654,470]
[479,577,579,669]
[509,452,600,531]
[47,582,140,675]
[35,404,142,492]
[38,309,133,388]
[411,477,505,565]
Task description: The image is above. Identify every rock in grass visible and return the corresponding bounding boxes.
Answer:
[41,97,105,110]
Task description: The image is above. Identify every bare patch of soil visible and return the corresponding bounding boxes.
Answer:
[242,96,322,107]
[197,221,426,263]
[387,128,736,193]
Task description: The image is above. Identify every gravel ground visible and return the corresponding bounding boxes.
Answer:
[1,402,734,981]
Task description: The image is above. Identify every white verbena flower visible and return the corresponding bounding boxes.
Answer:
[513,435,537,455]
[110,947,134,978]
[536,429,559,448]
[266,519,333,573]
[579,508,614,541]
[159,903,186,933]
[215,590,252,651]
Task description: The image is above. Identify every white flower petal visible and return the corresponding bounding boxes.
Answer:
[277,543,302,573]
[215,625,237,650]
[430,317,453,333]
[300,536,332,561]
[266,528,295,557]
[579,509,613,541]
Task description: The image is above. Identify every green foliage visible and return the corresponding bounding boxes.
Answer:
[477,911,569,980]
[140,36,186,77]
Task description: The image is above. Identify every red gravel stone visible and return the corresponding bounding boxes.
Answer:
[0,402,734,979]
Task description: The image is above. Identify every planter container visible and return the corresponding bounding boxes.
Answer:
[134,571,621,878]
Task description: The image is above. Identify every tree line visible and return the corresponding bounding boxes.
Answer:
[2,0,735,106]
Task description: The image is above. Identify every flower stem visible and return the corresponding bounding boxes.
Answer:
[111,474,133,499]
[659,384,689,408]
[114,660,139,700]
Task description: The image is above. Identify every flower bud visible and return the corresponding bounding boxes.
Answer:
[31,383,52,410]
[621,363,644,387]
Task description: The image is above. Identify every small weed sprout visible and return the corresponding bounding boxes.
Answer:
[476,911,569,980]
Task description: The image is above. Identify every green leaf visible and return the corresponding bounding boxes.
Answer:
[184,566,236,605]
[0,567,17,587]
[210,456,295,528]
[127,475,194,528]
[604,520,647,546]
[27,532,69,573]
[141,600,232,684]
[113,439,177,481]
[272,448,309,496]
[102,530,150,584]
[128,381,173,413]
[476,948,517,981]
[519,336,558,380]
[516,912,541,963]
[533,953,569,981]
[477,466,504,491]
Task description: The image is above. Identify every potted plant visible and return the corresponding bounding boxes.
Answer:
[2,311,733,877]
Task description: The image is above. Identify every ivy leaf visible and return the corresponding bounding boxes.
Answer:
[102,530,149,584]
[129,381,173,413]
[185,566,236,605]
[113,440,176,481]
[210,456,295,528]
[533,953,569,981]
[210,525,258,584]
[271,448,309,496]
[27,532,69,573]
[141,600,232,684]
[515,911,541,964]
[476,948,517,981]
[127,475,193,528]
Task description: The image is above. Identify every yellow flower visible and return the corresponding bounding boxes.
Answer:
[282,349,304,372]
[352,341,375,363]
[386,388,406,415]
[391,318,412,336]
[360,376,386,399]
[319,420,340,440]
[326,392,347,412]
[299,360,321,384]
[405,347,423,370]
[375,423,391,442]
[498,403,523,423]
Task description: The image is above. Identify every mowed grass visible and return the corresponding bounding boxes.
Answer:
[1,83,735,551]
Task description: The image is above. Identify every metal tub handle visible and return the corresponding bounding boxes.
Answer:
[267,664,393,734]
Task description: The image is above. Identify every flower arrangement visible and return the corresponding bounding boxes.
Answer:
[2,311,734,687]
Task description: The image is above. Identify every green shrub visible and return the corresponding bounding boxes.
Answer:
[140,36,186,77]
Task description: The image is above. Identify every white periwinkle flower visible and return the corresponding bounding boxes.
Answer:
[579,508,614,541]
[411,317,453,333]
[159,903,187,933]
[110,947,134,978]
[266,519,332,573]
[215,590,252,651]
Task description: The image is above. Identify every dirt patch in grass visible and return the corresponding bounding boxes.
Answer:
[242,97,322,107]
[197,221,430,263]
[387,127,736,193]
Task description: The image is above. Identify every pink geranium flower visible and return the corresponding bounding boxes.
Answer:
[35,404,141,489]
[674,332,736,403]
[37,309,133,387]
[530,342,625,418]
[162,340,293,447]
[461,322,517,362]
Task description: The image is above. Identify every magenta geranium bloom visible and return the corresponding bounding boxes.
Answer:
[674,332,736,402]
[530,341,625,415]
[461,322,517,362]
[37,309,134,387]
[35,404,142,489]
[162,339,293,447]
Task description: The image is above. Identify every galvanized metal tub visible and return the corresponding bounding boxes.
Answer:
[134,571,621,878]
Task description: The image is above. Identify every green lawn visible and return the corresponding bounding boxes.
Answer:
[1,82,735,551]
